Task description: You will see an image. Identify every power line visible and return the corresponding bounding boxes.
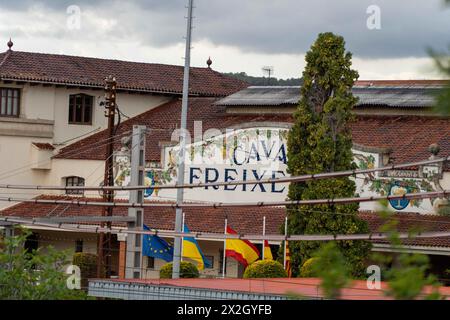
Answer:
[0,190,447,208]
[2,216,449,242]
[0,156,447,192]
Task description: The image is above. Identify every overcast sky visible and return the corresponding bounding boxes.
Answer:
[0,0,449,79]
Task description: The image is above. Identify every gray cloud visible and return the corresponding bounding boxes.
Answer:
[0,0,449,58]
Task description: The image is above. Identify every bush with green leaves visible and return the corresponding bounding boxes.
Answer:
[0,228,90,300]
[286,32,371,277]
[243,260,287,278]
[160,261,199,279]
[72,252,99,290]
[299,258,319,278]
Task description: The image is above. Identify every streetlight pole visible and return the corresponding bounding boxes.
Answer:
[172,0,194,279]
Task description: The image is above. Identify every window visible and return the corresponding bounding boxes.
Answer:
[75,239,83,253]
[146,257,155,269]
[0,88,20,117]
[68,94,93,124]
[24,233,39,254]
[65,176,85,195]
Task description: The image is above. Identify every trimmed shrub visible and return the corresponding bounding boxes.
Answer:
[72,253,98,289]
[243,260,287,278]
[299,258,319,277]
[160,261,199,279]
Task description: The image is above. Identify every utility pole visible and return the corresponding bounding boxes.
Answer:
[97,75,117,278]
[125,125,146,279]
[172,0,194,279]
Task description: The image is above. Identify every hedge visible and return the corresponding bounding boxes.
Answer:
[160,261,199,279]
[243,260,287,278]
[299,257,319,277]
[72,252,99,289]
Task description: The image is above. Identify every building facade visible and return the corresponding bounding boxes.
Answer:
[1,45,449,282]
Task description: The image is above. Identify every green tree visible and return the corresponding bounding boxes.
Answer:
[286,32,371,277]
[0,228,90,300]
[429,47,450,116]
[223,72,303,86]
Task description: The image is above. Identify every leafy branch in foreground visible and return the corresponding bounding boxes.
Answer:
[371,201,443,300]
[0,227,91,300]
[309,242,350,299]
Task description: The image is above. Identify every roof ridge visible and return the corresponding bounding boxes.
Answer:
[7,50,214,71]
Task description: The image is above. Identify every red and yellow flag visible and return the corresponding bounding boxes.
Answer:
[225,226,260,267]
[263,240,273,260]
[285,241,292,277]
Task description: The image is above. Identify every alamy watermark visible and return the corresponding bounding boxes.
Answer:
[366,5,381,30]
[66,264,81,290]
[366,265,381,289]
[67,5,82,31]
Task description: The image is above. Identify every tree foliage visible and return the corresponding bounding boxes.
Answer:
[310,242,350,299]
[372,201,443,300]
[224,72,303,86]
[286,32,371,277]
[160,261,199,279]
[429,47,450,116]
[243,260,287,278]
[0,228,90,300]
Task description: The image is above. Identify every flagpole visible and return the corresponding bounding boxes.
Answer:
[181,212,185,262]
[283,216,288,269]
[222,217,227,278]
[262,216,266,260]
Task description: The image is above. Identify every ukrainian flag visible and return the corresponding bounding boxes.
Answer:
[182,224,211,270]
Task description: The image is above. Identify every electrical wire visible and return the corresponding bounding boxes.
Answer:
[0,189,447,209]
[2,216,449,242]
[0,156,447,191]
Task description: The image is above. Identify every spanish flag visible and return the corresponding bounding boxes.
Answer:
[263,240,273,260]
[225,226,260,267]
[182,224,212,270]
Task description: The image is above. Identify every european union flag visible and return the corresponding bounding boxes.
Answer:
[143,225,174,262]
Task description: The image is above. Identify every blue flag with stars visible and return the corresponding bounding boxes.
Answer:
[143,225,174,262]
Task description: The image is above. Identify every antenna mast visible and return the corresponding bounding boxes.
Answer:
[262,66,274,85]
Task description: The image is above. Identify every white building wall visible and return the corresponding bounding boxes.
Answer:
[45,158,106,198]
[52,87,170,144]
[0,80,172,209]
[0,136,54,208]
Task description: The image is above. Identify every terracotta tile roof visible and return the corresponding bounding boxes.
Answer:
[32,142,55,150]
[54,97,450,171]
[360,211,450,248]
[0,50,248,97]
[0,195,283,234]
[1,195,449,248]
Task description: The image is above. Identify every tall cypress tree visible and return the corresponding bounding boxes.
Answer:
[286,32,371,277]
